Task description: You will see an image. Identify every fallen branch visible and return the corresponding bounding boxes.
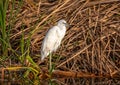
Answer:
[52,70,120,78]
[39,70,120,79]
[40,68,120,79]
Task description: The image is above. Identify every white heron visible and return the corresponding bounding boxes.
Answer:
[41,19,69,69]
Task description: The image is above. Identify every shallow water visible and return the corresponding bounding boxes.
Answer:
[0,78,120,85]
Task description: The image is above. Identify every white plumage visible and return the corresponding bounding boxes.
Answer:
[41,19,68,60]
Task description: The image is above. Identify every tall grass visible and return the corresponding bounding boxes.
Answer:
[0,0,9,56]
[0,0,41,84]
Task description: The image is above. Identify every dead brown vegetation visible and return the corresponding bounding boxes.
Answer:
[2,0,120,84]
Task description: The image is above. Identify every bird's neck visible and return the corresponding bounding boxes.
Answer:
[57,24,66,30]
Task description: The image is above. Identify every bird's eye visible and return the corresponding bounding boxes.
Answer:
[63,22,66,24]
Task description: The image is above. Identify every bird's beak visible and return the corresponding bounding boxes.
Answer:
[69,24,74,28]
[65,23,70,28]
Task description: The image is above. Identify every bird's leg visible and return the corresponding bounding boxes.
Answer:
[49,53,52,71]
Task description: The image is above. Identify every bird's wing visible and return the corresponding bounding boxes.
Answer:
[44,26,59,47]
[41,26,59,59]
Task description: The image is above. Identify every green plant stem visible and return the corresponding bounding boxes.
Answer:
[0,0,9,56]
[49,53,52,71]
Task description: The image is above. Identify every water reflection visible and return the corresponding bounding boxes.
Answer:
[43,78,120,85]
[0,78,120,84]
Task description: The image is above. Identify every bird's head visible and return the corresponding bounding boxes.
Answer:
[57,19,69,28]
